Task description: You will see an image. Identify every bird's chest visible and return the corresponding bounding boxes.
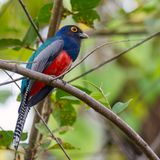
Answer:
[43,50,72,76]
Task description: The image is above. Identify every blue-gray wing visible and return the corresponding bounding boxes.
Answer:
[31,39,64,73]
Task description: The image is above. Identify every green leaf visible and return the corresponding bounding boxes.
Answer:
[0,39,22,49]
[37,3,53,25]
[35,122,50,135]
[55,89,73,101]
[22,20,38,46]
[0,131,27,147]
[16,93,21,102]
[0,90,12,104]
[0,131,13,147]
[62,8,73,19]
[21,132,28,141]
[40,139,51,149]
[55,89,80,104]
[112,99,132,114]
[48,142,79,150]
[84,80,111,108]
[71,0,100,11]
[73,85,91,94]
[53,102,76,127]
[55,85,91,101]
[73,10,100,27]
[59,96,80,104]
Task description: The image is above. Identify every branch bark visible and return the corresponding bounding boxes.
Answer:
[47,0,63,38]
[0,60,159,160]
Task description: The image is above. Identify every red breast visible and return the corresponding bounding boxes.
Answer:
[29,51,72,97]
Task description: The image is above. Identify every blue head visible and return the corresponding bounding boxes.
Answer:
[55,25,88,61]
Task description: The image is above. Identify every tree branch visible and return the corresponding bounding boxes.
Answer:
[0,60,159,160]
[47,0,63,38]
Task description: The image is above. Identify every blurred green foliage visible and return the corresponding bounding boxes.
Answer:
[0,90,12,103]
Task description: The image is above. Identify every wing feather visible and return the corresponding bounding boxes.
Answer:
[21,39,64,96]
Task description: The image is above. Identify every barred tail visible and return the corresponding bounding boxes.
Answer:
[13,85,30,150]
[13,103,31,150]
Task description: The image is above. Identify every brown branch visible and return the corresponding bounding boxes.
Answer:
[0,61,159,160]
[47,0,63,38]
[137,131,160,160]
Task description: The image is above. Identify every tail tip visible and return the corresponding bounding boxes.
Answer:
[13,136,20,150]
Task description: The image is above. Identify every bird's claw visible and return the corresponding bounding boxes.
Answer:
[61,79,67,85]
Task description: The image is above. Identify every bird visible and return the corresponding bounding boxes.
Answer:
[13,25,88,150]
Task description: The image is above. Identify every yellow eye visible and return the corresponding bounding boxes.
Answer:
[71,26,78,32]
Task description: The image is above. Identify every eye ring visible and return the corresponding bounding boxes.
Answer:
[71,26,78,32]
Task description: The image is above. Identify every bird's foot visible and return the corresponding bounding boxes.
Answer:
[61,79,67,86]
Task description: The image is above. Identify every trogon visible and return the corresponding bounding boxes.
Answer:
[13,25,88,149]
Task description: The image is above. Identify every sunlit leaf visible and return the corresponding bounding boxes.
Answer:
[112,99,132,114]
[55,89,80,104]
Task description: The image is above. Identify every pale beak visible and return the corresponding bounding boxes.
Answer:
[79,32,89,39]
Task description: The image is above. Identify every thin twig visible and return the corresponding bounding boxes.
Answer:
[69,31,160,82]
[18,0,44,43]
[0,77,24,87]
[88,30,148,37]
[0,60,159,160]
[33,107,71,160]
[2,70,20,90]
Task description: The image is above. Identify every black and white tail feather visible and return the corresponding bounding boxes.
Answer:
[13,85,30,150]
